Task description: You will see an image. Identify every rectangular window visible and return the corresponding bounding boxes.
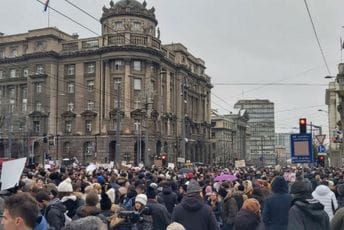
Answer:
[134,78,142,90]
[115,21,124,30]
[10,99,15,113]
[9,88,15,98]
[114,78,122,89]
[114,60,123,71]
[65,121,72,133]
[0,50,4,59]
[36,64,45,74]
[0,89,2,96]
[66,64,75,75]
[0,70,3,79]
[33,121,40,132]
[22,87,27,99]
[87,100,94,111]
[132,22,142,31]
[23,68,29,78]
[86,63,95,74]
[134,99,141,110]
[22,99,27,112]
[87,80,94,91]
[133,61,141,71]
[68,102,74,112]
[10,69,16,78]
[36,102,42,112]
[36,83,42,93]
[86,120,92,132]
[67,82,74,94]
[10,48,17,57]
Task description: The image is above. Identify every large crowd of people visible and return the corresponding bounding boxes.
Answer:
[1,162,344,230]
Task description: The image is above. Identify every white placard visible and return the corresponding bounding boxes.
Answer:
[168,163,175,169]
[86,163,97,174]
[235,160,246,168]
[1,158,27,190]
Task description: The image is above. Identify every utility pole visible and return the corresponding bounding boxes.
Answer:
[115,81,121,166]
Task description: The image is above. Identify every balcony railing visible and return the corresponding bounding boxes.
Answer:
[61,33,161,52]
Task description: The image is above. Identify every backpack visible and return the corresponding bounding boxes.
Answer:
[45,204,68,229]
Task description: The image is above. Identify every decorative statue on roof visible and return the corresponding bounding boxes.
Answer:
[110,0,114,7]
[143,0,147,8]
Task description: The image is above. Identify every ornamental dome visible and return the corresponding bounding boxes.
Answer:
[101,0,157,25]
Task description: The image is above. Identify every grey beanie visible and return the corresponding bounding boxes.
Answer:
[290,179,312,195]
[186,179,201,194]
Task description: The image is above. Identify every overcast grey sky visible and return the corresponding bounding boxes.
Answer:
[1,0,344,135]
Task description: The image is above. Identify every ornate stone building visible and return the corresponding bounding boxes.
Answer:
[211,110,249,166]
[0,0,212,165]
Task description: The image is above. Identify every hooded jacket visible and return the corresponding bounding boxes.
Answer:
[45,198,67,230]
[312,185,338,220]
[158,185,178,214]
[263,176,292,230]
[288,198,330,230]
[171,194,219,230]
[234,209,264,230]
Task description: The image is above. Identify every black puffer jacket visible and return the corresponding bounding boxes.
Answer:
[158,186,178,214]
[171,194,219,230]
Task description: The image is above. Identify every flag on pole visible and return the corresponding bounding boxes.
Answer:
[44,0,50,12]
[341,37,343,50]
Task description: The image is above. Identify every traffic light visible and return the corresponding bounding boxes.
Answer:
[161,154,167,167]
[299,118,307,133]
[318,155,325,167]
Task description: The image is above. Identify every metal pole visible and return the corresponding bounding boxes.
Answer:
[139,124,141,164]
[115,82,121,166]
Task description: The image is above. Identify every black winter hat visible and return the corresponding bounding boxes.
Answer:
[290,179,312,195]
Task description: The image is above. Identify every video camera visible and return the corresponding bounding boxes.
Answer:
[118,211,142,223]
[118,207,150,224]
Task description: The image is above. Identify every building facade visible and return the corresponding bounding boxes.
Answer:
[275,132,291,165]
[234,99,275,166]
[0,0,212,166]
[326,63,344,167]
[210,110,249,166]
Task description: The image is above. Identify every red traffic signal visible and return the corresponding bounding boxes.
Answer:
[162,155,166,160]
[319,156,324,161]
[299,118,307,133]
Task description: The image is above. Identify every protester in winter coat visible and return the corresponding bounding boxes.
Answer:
[74,192,107,223]
[263,176,292,230]
[221,190,238,230]
[312,184,338,220]
[171,179,220,230]
[58,178,82,219]
[336,184,344,209]
[133,194,153,230]
[287,178,330,230]
[146,186,171,229]
[206,191,222,227]
[158,182,178,214]
[234,198,264,230]
[35,189,67,229]
[331,207,344,230]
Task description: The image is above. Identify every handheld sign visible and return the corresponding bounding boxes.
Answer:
[1,158,27,191]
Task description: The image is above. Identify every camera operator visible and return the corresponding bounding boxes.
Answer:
[110,194,152,230]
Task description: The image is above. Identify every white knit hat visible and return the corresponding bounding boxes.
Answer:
[167,222,186,230]
[135,194,147,206]
[57,178,73,192]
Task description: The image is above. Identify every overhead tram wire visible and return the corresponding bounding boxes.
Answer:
[35,0,100,36]
[213,82,327,86]
[303,0,331,76]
